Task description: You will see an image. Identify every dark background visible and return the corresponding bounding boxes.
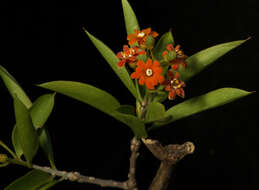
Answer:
[0,0,259,189]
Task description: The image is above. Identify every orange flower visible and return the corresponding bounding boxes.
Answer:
[127,28,159,46]
[117,45,146,67]
[162,44,188,70]
[131,59,164,90]
[162,71,186,100]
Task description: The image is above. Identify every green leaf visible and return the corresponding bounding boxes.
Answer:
[113,111,147,138]
[13,95,39,165]
[29,93,56,168]
[116,105,136,116]
[151,88,253,129]
[30,93,56,129]
[0,65,32,108]
[4,170,52,190]
[38,81,120,116]
[0,66,55,166]
[152,30,174,61]
[152,91,168,103]
[11,125,23,158]
[121,0,140,35]
[36,179,61,190]
[145,102,166,123]
[39,127,56,169]
[84,29,138,99]
[180,39,249,81]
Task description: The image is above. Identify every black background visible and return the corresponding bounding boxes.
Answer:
[0,0,259,189]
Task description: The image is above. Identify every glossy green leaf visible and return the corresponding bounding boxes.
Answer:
[38,81,120,116]
[152,30,174,61]
[145,102,166,123]
[13,96,39,165]
[179,39,249,81]
[121,0,140,35]
[29,93,56,168]
[151,88,253,129]
[38,127,56,169]
[4,170,52,190]
[0,66,55,166]
[113,111,147,138]
[0,65,32,108]
[30,93,56,129]
[11,125,23,158]
[116,105,136,116]
[84,29,138,99]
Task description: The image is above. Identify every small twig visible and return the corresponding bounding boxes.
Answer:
[0,140,17,158]
[126,137,141,190]
[6,136,141,190]
[142,138,195,190]
[32,164,128,189]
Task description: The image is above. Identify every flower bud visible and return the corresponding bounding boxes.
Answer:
[145,35,155,49]
[137,54,148,62]
[166,50,177,62]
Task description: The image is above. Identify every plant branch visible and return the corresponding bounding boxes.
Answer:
[126,137,141,190]
[142,138,195,190]
[32,164,128,189]
[7,136,141,190]
[0,140,17,158]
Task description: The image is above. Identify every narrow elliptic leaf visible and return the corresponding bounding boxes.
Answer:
[113,111,147,138]
[37,180,61,190]
[179,39,249,81]
[38,127,56,169]
[30,93,56,129]
[121,0,140,35]
[13,96,39,165]
[38,81,120,116]
[4,170,52,190]
[116,105,136,116]
[11,125,23,158]
[0,65,32,108]
[84,29,138,99]
[145,102,166,123]
[152,88,253,129]
[152,30,174,61]
[0,66,55,166]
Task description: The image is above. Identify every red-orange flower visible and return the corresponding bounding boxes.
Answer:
[117,45,146,67]
[162,71,186,100]
[162,44,188,70]
[131,59,164,90]
[127,28,159,46]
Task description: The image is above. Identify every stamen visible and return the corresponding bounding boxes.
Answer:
[137,32,145,37]
[146,68,153,76]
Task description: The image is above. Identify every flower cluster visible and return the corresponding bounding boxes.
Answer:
[117,27,188,100]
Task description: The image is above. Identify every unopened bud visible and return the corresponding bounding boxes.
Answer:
[137,54,148,62]
[145,35,155,49]
[166,50,177,62]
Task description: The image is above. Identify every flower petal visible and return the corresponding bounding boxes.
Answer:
[139,76,145,85]
[151,31,159,38]
[143,28,151,35]
[168,90,176,100]
[118,60,126,67]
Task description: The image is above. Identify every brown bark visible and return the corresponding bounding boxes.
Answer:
[142,139,195,190]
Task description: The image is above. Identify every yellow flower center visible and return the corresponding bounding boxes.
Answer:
[146,68,153,77]
[170,79,182,89]
[137,32,145,38]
